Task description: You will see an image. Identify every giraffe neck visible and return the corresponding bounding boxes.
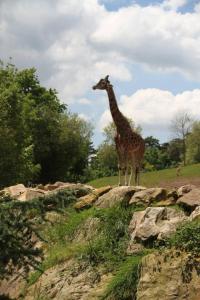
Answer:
[106,85,130,133]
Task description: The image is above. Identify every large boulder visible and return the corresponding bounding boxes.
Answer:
[189,206,200,221]
[94,186,139,208]
[25,260,112,300]
[128,207,187,245]
[137,250,200,300]
[17,188,46,201]
[74,186,112,210]
[177,188,200,210]
[129,188,168,206]
[53,183,94,197]
[73,217,100,242]
[177,184,196,197]
[3,184,26,198]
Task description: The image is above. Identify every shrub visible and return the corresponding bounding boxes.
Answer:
[82,205,133,267]
[102,255,143,300]
[167,219,200,254]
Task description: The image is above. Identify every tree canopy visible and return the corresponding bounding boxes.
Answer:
[0,62,93,187]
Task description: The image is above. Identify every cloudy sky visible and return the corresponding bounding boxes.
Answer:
[1,0,200,146]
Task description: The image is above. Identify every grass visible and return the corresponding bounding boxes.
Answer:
[167,219,200,254]
[88,163,200,188]
[101,254,147,300]
[28,207,97,285]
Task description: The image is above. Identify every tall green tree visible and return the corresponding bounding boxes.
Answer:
[186,121,200,163]
[170,111,192,165]
[0,61,93,187]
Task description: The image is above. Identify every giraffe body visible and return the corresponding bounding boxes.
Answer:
[93,75,145,185]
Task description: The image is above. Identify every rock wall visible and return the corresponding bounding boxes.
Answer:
[137,250,200,300]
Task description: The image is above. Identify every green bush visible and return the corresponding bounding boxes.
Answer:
[102,255,143,300]
[82,205,133,267]
[167,219,200,254]
[0,190,77,278]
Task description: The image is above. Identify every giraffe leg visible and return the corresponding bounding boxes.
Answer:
[135,166,140,185]
[118,164,121,186]
[128,166,133,186]
[124,166,128,186]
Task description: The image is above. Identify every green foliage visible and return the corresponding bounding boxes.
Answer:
[186,121,200,164]
[167,219,200,254]
[0,190,77,278]
[0,61,93,187]
[44,207,96,244]
[102,255,143,300]
[0,204,41,279]
[28,206,96,284]
[82,205,133,267]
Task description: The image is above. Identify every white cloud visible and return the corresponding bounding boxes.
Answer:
[78,113,91,121]
[99,88,200,140]
[78,98,92,105]
[194,2,200,13]
[0,0,200,106]
[162,0,187,10]
[92,2,200,79]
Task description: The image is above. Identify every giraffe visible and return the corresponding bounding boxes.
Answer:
[93,75,145,186]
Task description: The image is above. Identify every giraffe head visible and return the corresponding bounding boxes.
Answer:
[92,75,112,90]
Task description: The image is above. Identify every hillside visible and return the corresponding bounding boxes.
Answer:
[88,163,200,189]
[0,181,200,299]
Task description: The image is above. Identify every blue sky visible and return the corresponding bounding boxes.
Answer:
[1,0,200,147]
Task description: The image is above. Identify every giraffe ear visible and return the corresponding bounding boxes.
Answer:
[105,75,109,82]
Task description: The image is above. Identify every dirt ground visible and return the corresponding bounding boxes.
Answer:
[159,177,200,189]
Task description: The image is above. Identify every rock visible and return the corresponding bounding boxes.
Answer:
[4,184,26,198]
[129,187,167,206]
[44,183,60,191]
[189,206,200,221]
[53,183,94,197]
[128,207,187,244]
[177,188,200,210]
[155,198,176,207]
[95,186,136,208]
[127,242,144,254]
[0,269,27,299]
[45,211,62,223]
[25,260,111,300]
[17,188,46,201]
[36,184,45,190]
[137,250,200,300]
[74,186,112,210]
[73,217,100,242]
[177,184,196,197]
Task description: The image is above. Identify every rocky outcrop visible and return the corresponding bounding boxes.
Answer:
[189,206,200,221]
[17,188,46,201]
[129,188,168,206]
[25,260,112,300]
[128,207,187,245]
[3,183,27,198]
[73,217,100,242]
[94,186,137,208]
[137,250,200,300]
[177,188,200,210]
[1,182,94,202]
[177,184,195,197]
[74,186,112,210]
[0,269,27,300]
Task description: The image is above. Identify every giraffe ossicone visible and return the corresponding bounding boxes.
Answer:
[93,75,145,186]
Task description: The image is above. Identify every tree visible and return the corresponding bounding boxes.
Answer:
[0,61,93,187]
[186,121,200,163]
[167,138,183,165]
[170,111,192,165]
